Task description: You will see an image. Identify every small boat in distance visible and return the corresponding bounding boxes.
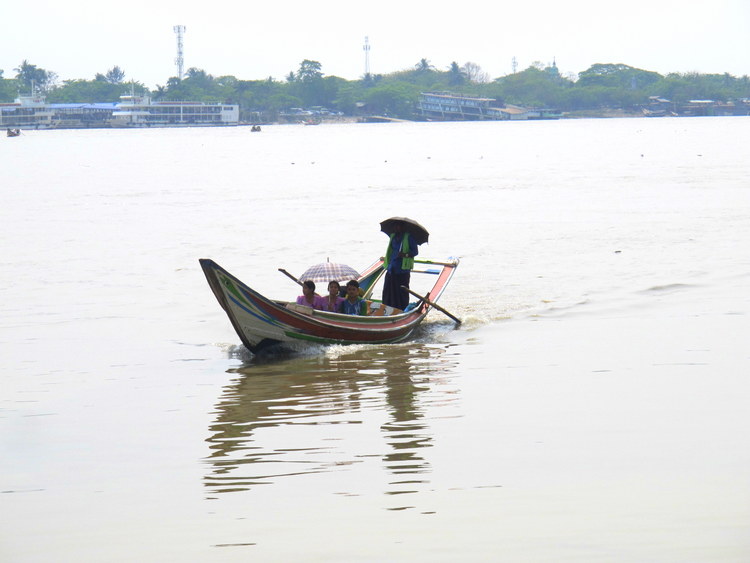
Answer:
[199,257,459,353]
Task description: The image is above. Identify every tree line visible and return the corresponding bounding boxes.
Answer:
[2,58,749,121]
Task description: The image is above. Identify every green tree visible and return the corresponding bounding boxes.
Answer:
[287,60,338,107]
[267,93,303,117]
[152,85,167,100]
[230,77,285,120]
[95,66,126,84]
[491,65,572,108]
[332,83,361,114]
[447,62,465,86]
[105,66,126,84]
[0,76,17,102]
[14,60,56,93]
[577,63,661,90]
[185,68,214,87]
[297,59,323,82]
[415,58,434,73]
[647,71,750,102]
[162,68,228,101]
[363,83,418,118]
[47,79,145,103]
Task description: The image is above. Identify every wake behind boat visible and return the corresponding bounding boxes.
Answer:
[199,257,459,353]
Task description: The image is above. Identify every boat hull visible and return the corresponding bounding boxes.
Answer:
[199,257,458,353]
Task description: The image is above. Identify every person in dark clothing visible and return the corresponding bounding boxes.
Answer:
[382,221,418,311]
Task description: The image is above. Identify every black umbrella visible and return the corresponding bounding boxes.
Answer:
[380,217,429,245]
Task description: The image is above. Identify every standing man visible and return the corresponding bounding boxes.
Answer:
[382,221,418,310]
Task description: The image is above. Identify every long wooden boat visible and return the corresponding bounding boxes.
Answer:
[199,257,459,353]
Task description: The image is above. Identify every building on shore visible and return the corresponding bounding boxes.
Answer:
[642,96,750,117]
[111,95,239,127]
[0,93,239,129]
[1,94,55,129]
[417,92,561,121]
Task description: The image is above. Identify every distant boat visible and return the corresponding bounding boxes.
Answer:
[6,128,21,137]
[199,257,459,353]
[0,94,54,130]
[1,92,240,130]
[111,94,239,128]
[417,92,560,121]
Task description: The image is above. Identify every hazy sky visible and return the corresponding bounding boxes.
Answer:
[3,0,749,89]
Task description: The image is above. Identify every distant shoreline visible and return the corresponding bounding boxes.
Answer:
[267,108,660,126]
[563,108,644,119]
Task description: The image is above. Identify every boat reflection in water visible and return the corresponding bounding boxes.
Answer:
[204,341,460,503]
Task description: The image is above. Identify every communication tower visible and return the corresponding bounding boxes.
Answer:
[363,36,371,76]
[174,25,186,80]
[512,56,518,74]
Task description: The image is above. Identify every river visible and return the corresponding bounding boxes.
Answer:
[1,117,749,561]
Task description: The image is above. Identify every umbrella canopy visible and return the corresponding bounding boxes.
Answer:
[299,262,360,284]
[380,217,429,245]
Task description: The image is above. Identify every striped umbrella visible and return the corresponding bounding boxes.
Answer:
[299,262,359,284]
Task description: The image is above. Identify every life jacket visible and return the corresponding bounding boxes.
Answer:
[385,233,414,271]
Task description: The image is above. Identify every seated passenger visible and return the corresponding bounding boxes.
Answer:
[296,280,325,310]
[320,280,345,312]
[339,280,367,315]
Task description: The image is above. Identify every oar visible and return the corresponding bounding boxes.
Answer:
[278,268,303,286]
[401,286,461,326]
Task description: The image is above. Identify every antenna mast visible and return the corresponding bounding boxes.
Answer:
[512,56,518,74]
[174,25,186,80]
[363,36,371,77]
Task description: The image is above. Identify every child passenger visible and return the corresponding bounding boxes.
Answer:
[339,280,367,315]
[320,280,345,312]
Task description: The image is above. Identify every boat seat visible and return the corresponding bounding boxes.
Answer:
[366,301,402,316]
[285,303,314,316]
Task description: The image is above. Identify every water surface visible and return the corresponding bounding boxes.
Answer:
[1,118,749,561]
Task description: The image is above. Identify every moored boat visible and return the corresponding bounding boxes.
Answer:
[0,94,54,130]
[199,256,459,353]
[111,94,239,128]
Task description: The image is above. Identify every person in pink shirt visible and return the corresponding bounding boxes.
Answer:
[296,280,326,310]
[320,280,345,312]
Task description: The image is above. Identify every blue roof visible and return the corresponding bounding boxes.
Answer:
[49,103,119,109]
